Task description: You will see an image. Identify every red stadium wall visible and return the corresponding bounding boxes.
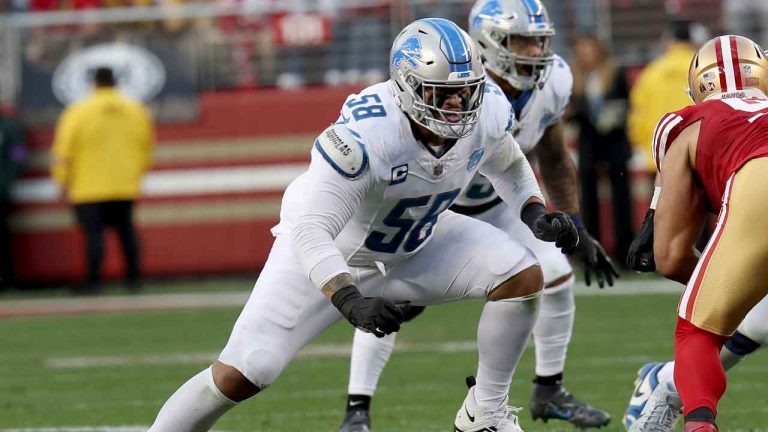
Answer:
[15,86,358,283]
[14,86,653,284]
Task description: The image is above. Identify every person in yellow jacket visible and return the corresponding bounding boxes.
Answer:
[628,20,698,173]
[51,67,155,292]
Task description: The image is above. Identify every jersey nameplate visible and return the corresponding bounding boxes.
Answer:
[314,124,369,179]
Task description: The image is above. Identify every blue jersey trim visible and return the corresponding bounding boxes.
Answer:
[313,138,369,179]
[510,89,534,119]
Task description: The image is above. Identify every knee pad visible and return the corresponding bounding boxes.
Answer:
[724,331,762,356]
[242,348,289,389]
[736,302,768,346]
[543,273,575,295]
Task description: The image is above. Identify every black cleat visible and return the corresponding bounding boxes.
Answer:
[530,385,611,429]
[339,408,371,432]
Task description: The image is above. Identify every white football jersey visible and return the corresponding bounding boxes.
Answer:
[453,55,573,208]
[273,80,542,288]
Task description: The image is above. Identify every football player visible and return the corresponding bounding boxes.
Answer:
[339,2,616,431]
[147,18,578,432]
[623,35,768,432]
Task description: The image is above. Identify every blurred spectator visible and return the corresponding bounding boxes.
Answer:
[8,0,29,12]
[51,67,155,293]
[323,0,390,86]
[568,35,633,264]
[0,108,28,291]
[724,0,768,47]
[628,19,697,176]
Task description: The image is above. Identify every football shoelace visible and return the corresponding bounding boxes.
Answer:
[488,405,523,429]
[640,398,681,432]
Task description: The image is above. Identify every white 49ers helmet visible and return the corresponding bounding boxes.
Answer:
[688,35,768,103]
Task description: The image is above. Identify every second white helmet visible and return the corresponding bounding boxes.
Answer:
[469,0,555,90]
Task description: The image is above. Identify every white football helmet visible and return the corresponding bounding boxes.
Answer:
[469,0,555,90]
[390,18,485,139]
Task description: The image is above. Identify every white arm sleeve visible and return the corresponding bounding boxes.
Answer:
[479,133,545,216]
[290,132,374,290]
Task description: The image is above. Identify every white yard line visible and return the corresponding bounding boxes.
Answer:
[0,292,249,318]
[46,341,479,369]
[0,426,233,432]
[0,428,152,432]
[0,278,681,319]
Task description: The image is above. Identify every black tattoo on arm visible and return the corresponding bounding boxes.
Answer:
[321,272,355,298]
[534,121,579,214]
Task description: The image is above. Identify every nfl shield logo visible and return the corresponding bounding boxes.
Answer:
[433,163,444,176]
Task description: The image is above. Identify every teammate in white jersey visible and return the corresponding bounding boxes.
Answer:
[147,17,579,432]
[338,2,617,432]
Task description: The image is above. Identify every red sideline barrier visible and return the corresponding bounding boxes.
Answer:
[26,85,362,149]
[14,85,654,284]
[16,86,360,284]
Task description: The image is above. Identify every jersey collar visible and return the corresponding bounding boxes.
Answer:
[486,74,535,120]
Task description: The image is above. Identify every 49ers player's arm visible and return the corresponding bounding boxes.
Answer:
[653,123,707,284]
[289,125,374,298]
[534,121,579,214]
[479,133,546,214]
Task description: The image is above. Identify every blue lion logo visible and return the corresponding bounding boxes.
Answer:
[391,35,423,70]
[471,0,503,30]
[467,149,485,171]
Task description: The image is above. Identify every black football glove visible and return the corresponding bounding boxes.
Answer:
[398,303,426,322]
[572,228,619,288]
[522,203,579,254]
[331,285,403,337]
[627,209,656,272]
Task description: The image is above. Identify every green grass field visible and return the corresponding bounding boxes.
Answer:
[1,283,767,431]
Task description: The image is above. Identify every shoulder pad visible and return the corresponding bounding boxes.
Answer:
[483,89,515,139]
[314,123,369,179]
[547,55,574,99]
[650,111,685,172]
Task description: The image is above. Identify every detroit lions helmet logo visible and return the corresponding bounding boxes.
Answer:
[391,35,423,70]
[471,0,503,30]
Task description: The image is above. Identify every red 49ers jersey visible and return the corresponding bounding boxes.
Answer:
[652,96,768,211]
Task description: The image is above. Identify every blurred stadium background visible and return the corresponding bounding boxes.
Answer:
[1,0,730,283]
[1,0,767,431]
